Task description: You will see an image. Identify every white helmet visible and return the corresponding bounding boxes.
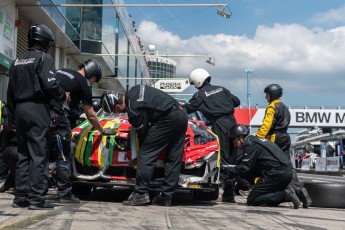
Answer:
[189,68,211,89]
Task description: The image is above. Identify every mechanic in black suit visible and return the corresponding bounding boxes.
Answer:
[225,124,301,209]
[0,101,18,193]
[182,68,240,202]
[101,85,188,206]
[7,24,69,210]
[49,59,106,203]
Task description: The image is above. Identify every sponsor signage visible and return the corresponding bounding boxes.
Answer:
[301,158,311,171]
[0,1,15,68]
[235,108,345,128]
[326,156,340,172]
[315,158,326,172]
[154,79,190,93]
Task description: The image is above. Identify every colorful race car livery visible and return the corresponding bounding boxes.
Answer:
[70,110,220,200]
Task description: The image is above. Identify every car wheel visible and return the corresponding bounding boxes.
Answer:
[72,183,92,197]
[303,182,345,208]
[192,185,219,201]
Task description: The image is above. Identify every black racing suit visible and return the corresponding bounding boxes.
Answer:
[126,85,188,197]
[0,103,18,191]
[256,99,303,199]
[227,135,292,206]
[182,82,240,198]
[0,101,9,181]
[7,48,66,206]
[49,69,93,198]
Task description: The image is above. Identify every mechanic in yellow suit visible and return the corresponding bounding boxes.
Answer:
[256,84,291,152]
[256,84,311,208]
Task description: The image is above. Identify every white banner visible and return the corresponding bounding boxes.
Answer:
[301,158,311,171]
[244,108,345,128]
[315,158,326,172]
[326,157,340,172]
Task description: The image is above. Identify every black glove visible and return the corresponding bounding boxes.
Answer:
[221,164,237,179]
[102,128,116,135]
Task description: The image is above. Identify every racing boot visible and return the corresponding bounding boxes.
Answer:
[28,201,54,210]
[0,178,13,193]
[295,187,312,208]
[12,200,30,208]
[122,191,150,206]
[60,193,80,203]
[222,195,236,203]
[221,179,236,203]
[152,193,171,206]
[285,185,300,209]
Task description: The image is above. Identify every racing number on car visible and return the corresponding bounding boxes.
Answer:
[189,184,202,189]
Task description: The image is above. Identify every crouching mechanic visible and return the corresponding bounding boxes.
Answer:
[256,84,311,208]
[225,124,301,209]
[101,85,188,206]
[49,59,109,203]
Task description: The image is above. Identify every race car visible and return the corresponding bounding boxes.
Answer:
[70,109,220,201]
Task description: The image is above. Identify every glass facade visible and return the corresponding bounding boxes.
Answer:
[147,57,176,79]
[38,0,149,91]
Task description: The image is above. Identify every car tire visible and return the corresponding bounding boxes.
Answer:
[72,183,92,197]
[192,185,219,201]
[303,182,345,208]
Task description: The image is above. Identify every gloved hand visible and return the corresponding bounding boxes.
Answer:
[220,164,237,179]
[102,128,116,135]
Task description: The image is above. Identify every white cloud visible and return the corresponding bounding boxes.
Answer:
[137,20,345,107]
[309,5,345,24]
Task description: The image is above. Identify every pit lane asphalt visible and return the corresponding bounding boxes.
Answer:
[1,185,344,230]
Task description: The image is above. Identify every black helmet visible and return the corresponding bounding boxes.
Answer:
[264,84,283,102]
[92,99,102,112]
[230,124,249,139]
[28,24,54,51]
[80,59,102,82]
[101,93,119,113]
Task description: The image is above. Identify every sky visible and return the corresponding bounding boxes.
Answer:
[126,0,345,108]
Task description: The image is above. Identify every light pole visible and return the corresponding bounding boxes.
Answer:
[245,67,253,133]
[245,67,253,108]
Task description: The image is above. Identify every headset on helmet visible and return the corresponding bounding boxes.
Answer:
[80,59,102,82]
[101,93,119,113]
[189,68,211,89]
[28,24,54,51]
[264,84,283,102]
[230,124,249,139]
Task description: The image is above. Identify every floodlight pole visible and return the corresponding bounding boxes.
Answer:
[245,67,253,133]
[245,67,253,108]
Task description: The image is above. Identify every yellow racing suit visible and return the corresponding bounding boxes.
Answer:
[256,98,291,152]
